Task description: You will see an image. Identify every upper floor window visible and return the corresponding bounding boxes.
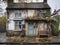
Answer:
[37,10,46,17]
[37,10,43,17]
[15,10,22,18]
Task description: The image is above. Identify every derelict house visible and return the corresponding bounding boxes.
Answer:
[6,0,52,38]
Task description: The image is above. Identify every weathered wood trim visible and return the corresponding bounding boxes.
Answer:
[25,22,28,36]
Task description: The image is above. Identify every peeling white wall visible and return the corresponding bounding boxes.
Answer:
[7,10,36,30]
[8,11,15,30]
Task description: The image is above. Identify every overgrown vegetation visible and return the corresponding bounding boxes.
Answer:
[43,10,51,18]
[51,15,60,36]
[0,15,6,25]
[0,15,6,32]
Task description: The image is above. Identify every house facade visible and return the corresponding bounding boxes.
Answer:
[6,0,52,37]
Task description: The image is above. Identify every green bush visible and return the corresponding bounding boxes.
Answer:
[0,15,6,25]
[51,15,59,36]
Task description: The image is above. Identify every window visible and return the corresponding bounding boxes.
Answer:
[15,21,22,31]
[37,10,46,17]
[38,10,43,17]
[15,10,22,18]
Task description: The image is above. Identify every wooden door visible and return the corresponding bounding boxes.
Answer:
[28,22,34,36]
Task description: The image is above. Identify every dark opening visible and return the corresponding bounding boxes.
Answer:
[40,35,48,38]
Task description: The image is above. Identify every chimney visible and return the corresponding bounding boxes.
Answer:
[43,0,47,4]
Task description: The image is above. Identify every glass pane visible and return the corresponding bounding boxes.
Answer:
[19,22,21,24]
[15,10,22,18]
[15,21,22,30]
[38,10,43,17]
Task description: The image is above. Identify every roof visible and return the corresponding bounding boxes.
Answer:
[7,2,50,10]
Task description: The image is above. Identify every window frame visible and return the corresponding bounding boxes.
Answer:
[15,10,22,18]
[37,10,43,17]
[15,21,22,31]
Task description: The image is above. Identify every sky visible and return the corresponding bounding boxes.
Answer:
[37,0,60,13]
[0,1,7,16]
[0,0,60,14]
[48,0,60,13]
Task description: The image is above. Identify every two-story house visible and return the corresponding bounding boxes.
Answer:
[6,0,52,38]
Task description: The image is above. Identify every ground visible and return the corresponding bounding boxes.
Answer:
[0,32,60,43]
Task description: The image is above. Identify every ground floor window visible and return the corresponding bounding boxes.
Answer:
[15,21,22,31]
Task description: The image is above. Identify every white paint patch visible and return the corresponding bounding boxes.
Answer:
[28,10,35,17]
[8,21,15,30]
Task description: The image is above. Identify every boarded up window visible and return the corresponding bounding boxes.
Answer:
[39,23,47,31]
